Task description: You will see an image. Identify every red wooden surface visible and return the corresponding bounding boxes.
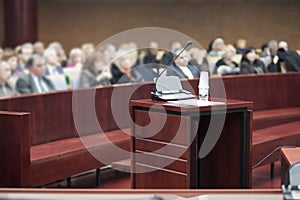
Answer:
[0,72,300,187]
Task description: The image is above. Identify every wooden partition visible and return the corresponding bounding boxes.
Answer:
[0,72,300,187]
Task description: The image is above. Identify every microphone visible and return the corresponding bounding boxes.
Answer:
[151,40,195,101]
[172,40,193,61]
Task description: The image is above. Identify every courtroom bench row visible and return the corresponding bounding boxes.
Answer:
[0,72,299,187]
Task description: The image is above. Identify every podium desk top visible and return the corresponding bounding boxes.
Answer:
[281,147,300,166]
[130,98,253,113]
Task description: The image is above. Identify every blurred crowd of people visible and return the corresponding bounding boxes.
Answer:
[0,38,300,98]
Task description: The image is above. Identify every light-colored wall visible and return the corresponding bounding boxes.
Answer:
[37,0,300,52]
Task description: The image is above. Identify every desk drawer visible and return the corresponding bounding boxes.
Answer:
[135,138,188,159]
[135,150,187,173]
[135,163,188,189]
[134,110,191,146]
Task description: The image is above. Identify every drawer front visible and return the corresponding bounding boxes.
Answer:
[134,110,191,146]
[135,150,187,173]
[135,138,188,159]
[135,163,188,189]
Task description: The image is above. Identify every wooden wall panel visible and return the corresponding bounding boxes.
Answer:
[37,0,300,52]
[0,0,3,46]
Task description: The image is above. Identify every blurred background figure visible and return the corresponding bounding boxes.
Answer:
[67,48,83,68]
[214,44,240,75]
[48,41,67,67]
[277,41,300,72]
[143,41,160,64]
[208,38,225,57]
[267,40,281,72]
[259,43,272,68]
[260,43,271,58]
[161,41,182,66]
[0,47,3,61]
[240,47,267,74]
[167,49,199,79]
[142,41,162,73]
[16,43,34,77]
[16,55,56,94]
[44,48,64,76]
[7,54,20,78]
[188,47,210,72]
[278,41,288,51]
[0,61,17,97]
[235,38,247,55]
[111,44,158,84]
[81,43,94,63]
[79,45,113,88]
[102,43,116,66]
[33,41,45,55]
[111,49,141,84]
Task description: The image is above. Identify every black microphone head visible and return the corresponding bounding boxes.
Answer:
[186,40,193,47]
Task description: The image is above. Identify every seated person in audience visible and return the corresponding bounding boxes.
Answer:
[111,48,158,84]
[208,38,225,57]
[16,55,56,94]
[167,49,200,79]
[111,50,142,84]
[0,47,3,61]
[102,43,116,65]
[44,48,64,75]
[234,38,247,55]
[240,47,267,74]
[277,45,300,72]
[260,43,271,58]
[161,41,182,66]
[81,43,94,62]
[16,43,34,77]
[267,40,281,72]
[143,41,160,64]
[0,61,17,97]
[66,48,83,68]
[7,55,21,78]
[278,41,288,51]
[79,46,112,88]
[33,41,45,55]
[48,41,67,67]
[214,45,239,75]
[188,48,210,72]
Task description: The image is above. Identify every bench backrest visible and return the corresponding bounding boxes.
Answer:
[211,73,300,110]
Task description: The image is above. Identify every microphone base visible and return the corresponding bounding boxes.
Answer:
[151,92,196,101]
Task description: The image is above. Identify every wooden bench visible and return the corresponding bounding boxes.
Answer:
[1,73,300,187]
[0,85,140,187]
[211,73,300,174]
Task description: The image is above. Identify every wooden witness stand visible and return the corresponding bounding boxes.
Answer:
[131,98,253,189]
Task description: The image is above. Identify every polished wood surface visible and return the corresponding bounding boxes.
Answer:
[0,188,282,199]
[3,0,37,47]
[1,73,300,187]
[131,99,252,189]
[0,111,31,187]
[281,148,300,166]
[253,108,300,131]
[253,122,300,166]
[281,148,300,184]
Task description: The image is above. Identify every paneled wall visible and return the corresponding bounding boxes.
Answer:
[0,0,4,46]
[0,0,298,51]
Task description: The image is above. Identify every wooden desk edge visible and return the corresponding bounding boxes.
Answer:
[0,188,282,198]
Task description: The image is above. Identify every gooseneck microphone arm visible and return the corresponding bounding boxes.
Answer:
[153,40,193,93]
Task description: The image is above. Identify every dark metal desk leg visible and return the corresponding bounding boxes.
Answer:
[270,163,274,179]
[96,168,101,186]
